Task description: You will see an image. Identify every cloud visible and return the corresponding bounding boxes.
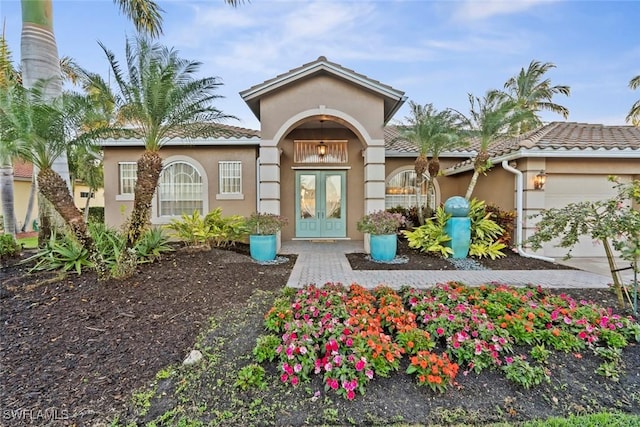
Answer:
[452,0,557,22]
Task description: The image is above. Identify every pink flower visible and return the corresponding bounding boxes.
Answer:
[436,327,444,335]
[281,373,288,383]
[355,359,365,372]
[346,337,353,347]
[294,363,302,373]
[365,369,374,380]
[346,390,355,400]
[291,376,299,386]
[330,379,339,390]
[283,363,293,375]
[299,346,308,355]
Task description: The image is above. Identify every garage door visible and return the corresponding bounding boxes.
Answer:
[542,174,632,257]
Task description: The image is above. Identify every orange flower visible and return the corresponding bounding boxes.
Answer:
[527,312,535,321]
[551,328,560,337]
[418,375,426,383]
[420,359,428,369]
[407,341,415,349]
[410,356,419,366]
[385,352,395,362]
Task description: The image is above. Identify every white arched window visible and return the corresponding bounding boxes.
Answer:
[385,169,437,209]
[157,161,203,216]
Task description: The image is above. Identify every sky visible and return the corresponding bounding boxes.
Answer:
[1,0,639,131]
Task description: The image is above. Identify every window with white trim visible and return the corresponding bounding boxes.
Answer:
[218,161,242,194]
[385,170,435,209]
[157,161,203,216]
[119,162,137,195]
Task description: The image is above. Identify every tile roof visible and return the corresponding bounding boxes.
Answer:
[384,122,640,160]
[101,123,260,144]
[13,160,33,179]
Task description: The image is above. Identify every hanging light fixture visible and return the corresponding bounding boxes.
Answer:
[317,120,326,157]
[533,170,547,190]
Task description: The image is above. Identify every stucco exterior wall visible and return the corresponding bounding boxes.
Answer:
[11,179,38,232]
[103,145,258,228]
[74,183,105,210]
[258,75,385,141]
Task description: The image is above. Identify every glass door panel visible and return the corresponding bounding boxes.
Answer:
[295,171,346,238]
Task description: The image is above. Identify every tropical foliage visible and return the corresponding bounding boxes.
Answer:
[458,93,534,200]
[95,35,233,247]
[628,74,640,126]
[489,60,570,134]
[164,208,247,248]
[257,282,639,400]
[396,102,466,223]
[402,200,507,259]
[526,177,640,306]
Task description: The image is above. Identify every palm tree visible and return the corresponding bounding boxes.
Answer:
[98,35,234,247]
[460,93,534,200]
[627,74,640,126]
[0,29,21,236]
[490,60,570,134]
[397,102,465,223]
[0,84,96,251]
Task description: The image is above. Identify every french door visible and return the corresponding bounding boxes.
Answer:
[295,171,346,238]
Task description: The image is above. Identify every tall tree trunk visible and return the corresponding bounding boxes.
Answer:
[83,188,92,223]
[37,167,96,252]
[465,169,480,200]
[21,172,37,232]
[603,238,625,307]
[21,0,72,238]
[1,164,17,236]
[127,150,163,248]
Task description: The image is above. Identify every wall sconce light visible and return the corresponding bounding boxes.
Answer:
[533,170,547,190]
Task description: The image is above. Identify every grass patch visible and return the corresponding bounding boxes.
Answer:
[17,235,38,249]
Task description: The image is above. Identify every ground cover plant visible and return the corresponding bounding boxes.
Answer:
[2,244,640,426]
[261,283,639,400]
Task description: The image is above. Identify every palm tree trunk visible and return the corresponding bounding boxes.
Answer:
[21,172,37,232]
[415,175,424,226]
[37,167,95,252]
[21,0,73,227]
[1,164,17,236]
[127,150,163,247]
[465,169,480,200]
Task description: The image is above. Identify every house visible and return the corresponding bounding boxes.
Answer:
[100,56,640,258]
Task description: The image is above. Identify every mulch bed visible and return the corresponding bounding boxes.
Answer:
[1,242,638,426]
[346,237,576,271]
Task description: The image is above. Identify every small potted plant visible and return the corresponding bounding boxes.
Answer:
[357,210,406,261]
[246,212,288,261]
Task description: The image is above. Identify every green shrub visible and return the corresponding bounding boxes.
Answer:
[135,227,173,262]
[485,204,516,246]
[164,208,248,248]
[0,233,21,259]
[402,207,453,257]
[204,208,247,247]
[253,335,281,363]
[87,206,105,223]
[235,364,267,391]
[502,356,550,389]
[26,232,92,274]
[468,199,506,259]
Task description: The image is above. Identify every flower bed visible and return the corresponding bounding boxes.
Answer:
[259,282,640,399]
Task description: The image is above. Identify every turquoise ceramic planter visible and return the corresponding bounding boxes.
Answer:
[249,234,277,261]
[369,234,397,262]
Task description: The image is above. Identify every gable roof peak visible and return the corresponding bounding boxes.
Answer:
[240,56,406,124]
